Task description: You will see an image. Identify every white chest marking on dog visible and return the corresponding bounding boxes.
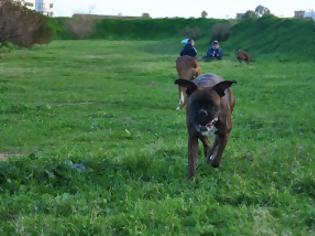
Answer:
[201,126,217,137]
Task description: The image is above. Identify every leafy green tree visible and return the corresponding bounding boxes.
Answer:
[242,10,257,20]
[255,5,271,17]
[201,11,208,18]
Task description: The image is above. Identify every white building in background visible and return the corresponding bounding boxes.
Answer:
[294,10,315,20]
[13,0,53,16]
[35,0,53,16]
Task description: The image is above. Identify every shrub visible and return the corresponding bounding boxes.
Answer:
[67,15,96,39]
[0,0,52,47]
[210,23,232,43]
[142,13,151,18]
[47,17,74,40]
[180,26,203,39]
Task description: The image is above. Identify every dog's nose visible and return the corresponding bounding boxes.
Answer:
[199,109,208,118]
[199,126,208,132]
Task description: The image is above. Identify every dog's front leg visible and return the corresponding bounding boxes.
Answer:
[177,87,185,110]
[208,134,228,168]
[188,135,198,178]
[199,135,211,158]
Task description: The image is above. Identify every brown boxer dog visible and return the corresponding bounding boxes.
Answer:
[175,73,236,178]
[176,55,201,110]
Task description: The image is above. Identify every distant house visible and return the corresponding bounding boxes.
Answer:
[294,10,315,20]
[294,11,306,18]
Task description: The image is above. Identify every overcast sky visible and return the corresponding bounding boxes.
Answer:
[53,0,315,18]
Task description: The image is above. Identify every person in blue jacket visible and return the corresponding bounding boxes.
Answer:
[205,40,224,60]
[180,39,197,58]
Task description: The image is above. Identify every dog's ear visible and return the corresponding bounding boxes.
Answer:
[175,79,198,95]
[213,80,237,97]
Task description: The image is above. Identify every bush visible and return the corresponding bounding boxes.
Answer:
[210,23,232,43]
[180,26,203,39]
[0,0,52,47]
[47,17,74,40]
[67,15,96,39]
[91,18,221,40]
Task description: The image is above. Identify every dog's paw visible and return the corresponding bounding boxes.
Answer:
[208,155,214,161]
[204,149,211,158]
[208,155,220,168]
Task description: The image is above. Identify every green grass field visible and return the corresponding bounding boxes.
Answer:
[0,40,315,235]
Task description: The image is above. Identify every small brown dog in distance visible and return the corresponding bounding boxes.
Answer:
[236,49,251,64]
[175,74,236,178]
[176,55,201,110]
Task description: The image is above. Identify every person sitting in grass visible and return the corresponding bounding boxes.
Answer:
[180,39,197,58]
[204,40,224,60]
